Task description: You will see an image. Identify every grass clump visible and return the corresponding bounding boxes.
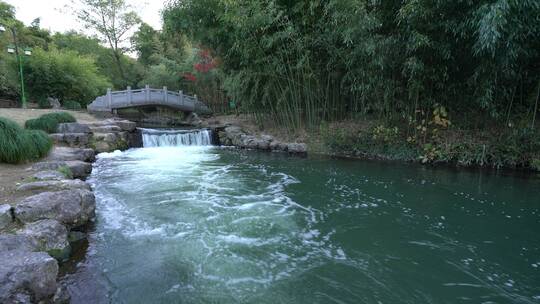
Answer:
[57,165,73,179]
[25,112,77,133]
[0,117,52,164]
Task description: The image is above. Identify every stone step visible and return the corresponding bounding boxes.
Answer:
[46,147,95,162]
[32,161,92,179]
[49,133,90,148]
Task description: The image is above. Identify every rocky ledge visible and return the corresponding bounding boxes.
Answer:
[215,125,307,154]
[49,118,141,153]
[0,118,139,303]
[187,114,307,154]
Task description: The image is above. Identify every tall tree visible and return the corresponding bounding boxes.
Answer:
[71,0,141,86]
[131,22,159,66]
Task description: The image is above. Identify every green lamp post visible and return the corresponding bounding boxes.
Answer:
[0,24,32,108]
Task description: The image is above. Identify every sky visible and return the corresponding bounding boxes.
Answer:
[5,0,166,33]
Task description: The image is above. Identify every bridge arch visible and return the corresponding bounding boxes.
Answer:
[87,85,211,115]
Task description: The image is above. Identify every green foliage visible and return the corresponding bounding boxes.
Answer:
[63,100,82,110]
[0,55,20,101]
[138,60,182,90]
[26,129,53,159]
[25,112,76,133]
[53,31,144,89]
[23,48,110,104]
[71,0,141,87]
[0,117,52,164]
[37,98,52,109]
[131,23,160,66]
[320,123,419,161]
[164,0,540,129]
[57,165,73,179]
[320,118,540,170]
[372,125,399,143]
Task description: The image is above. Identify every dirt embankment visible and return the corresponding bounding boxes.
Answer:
[0,108,101,126]
[0,163,33,206]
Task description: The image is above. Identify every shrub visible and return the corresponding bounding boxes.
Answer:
[38,98,52,109]
[0,117,52,164]
[63,100,82,110]
[26,130,54,160]
[25,112,76,133]
[24,48,111,105]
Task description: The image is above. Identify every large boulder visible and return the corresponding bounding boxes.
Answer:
[17,220,70,259]
[56,123,91,134]
[0,250,58,303]
[49,133,90,148]
[0,204,13,230]
[0,234,37,252]
[224,126,244,137]
[63,133,90,147]
[89,125,122,133]
[14,189,96,227]
[88,119,137,132]
[185,112,203,126]
[217,131,232,146]
[217,124,307,154]
[32,161,92,179]
[91,132,128,153]
[92,132,119,143]
[287,143,307,154]
[17,179,91,194]
[112,119,137,132]
[48,97,61,109]
[32,171,65,181]
[46,147,95,162]
[269,140,286,152]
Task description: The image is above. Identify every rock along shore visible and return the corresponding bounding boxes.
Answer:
[190,114,308,155]
[0,118,138,304]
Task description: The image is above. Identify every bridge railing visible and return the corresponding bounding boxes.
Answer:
[87,85,211,114]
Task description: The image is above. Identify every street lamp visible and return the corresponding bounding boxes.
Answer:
[0,23,31,108]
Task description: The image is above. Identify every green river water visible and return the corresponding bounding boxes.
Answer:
[65,132,540,304]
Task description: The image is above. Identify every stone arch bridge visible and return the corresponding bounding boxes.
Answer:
[87,86,211,115]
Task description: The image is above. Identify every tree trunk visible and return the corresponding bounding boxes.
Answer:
[113,50,126,87]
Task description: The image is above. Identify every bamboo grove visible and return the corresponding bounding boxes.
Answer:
[164,0,540,130]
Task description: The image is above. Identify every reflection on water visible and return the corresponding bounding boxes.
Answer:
[63,145,540,304]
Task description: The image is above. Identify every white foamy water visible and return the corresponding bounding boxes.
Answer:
[140,128,212,147]
[86,134,346,303]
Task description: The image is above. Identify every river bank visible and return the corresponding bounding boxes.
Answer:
[0,115,139,303]
[202,114,540,172]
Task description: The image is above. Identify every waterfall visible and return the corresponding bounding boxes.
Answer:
[140,128,213,147]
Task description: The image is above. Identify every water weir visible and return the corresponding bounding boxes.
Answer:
[140,128,213,147]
